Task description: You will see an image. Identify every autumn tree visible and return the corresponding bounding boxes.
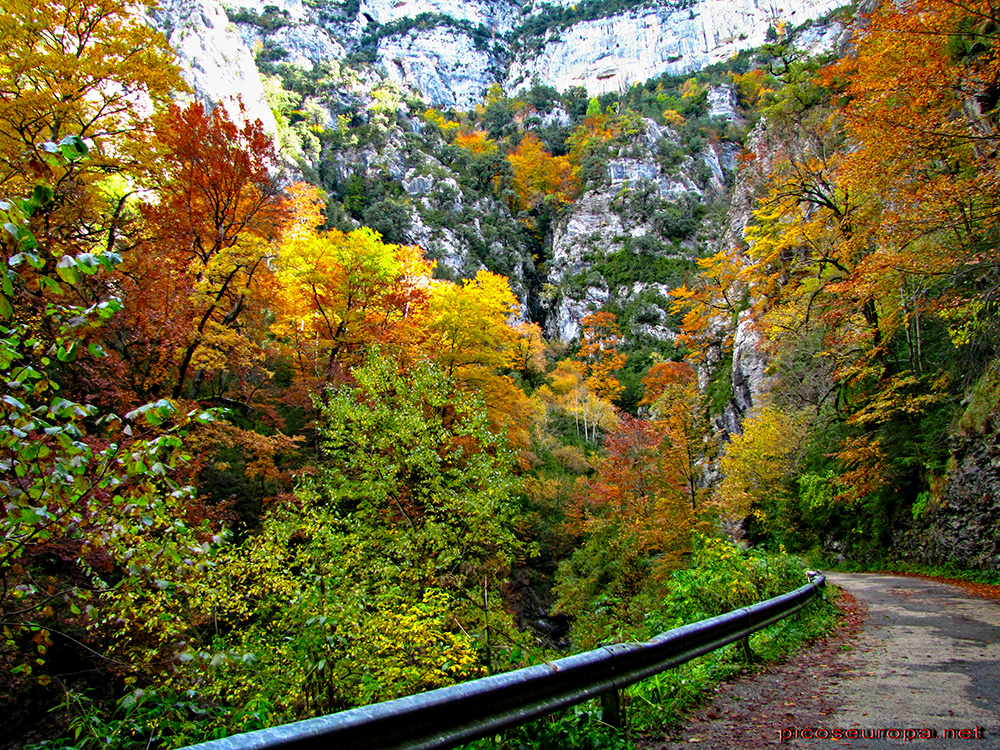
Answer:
[837,0,1000,358]
[533,359,619,444]
[107,102,288,406]
[671,249,746,364]
[423,270,535,446]
[453,130,498,155]
[643,361,712,509]
[507,133,579,213]
[0,150,226,739]
[508,321,547,388]
[0,0,180,195]
[424,270,517,381]
[0,0,184,381]
[715,405,807,538]
[555,415,693,647]
[273,188,432,393]
[578,311,627,402]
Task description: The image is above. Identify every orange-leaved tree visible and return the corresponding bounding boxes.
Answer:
[110,102,288,406]
[578,311,627,402]
[423,270,534,444]
[507,133,579,213]
[556,414,693,647]
[0,0,181,196]
[642,361,712,509]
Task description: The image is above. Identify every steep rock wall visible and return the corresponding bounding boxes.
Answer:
[196,0,849,111]
[154,0,277,133]
[376,28,504,110]
[893,401,1000,570]
[358,0,518,32]
[545,113,729,344]
[510,0,845,96]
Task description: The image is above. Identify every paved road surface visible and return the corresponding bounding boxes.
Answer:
[643,572,1000,748]
[811,573,1000,748]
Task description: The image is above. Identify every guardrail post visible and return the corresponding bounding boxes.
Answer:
[739,635,754,662]
[601,689,622,728]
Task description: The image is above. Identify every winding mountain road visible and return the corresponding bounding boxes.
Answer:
[643,572,1000,748]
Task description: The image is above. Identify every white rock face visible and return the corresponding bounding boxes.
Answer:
[154,0,277,134]
[165,0,847,126]
[608,157,701,200]
[548,191,621,341]
[546,116,723,343]
[707,84,739,121]
[265,25,346,67]
[358,0,519,33]
[377,27,499,109]
[511,0,845,96]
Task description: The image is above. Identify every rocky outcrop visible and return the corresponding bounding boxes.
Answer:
[510,0,845,96]
[547,190,620,342]
[153,0,277,133]
[358,0,518,33]
[545,116,727,343]
[893,402,1000,570]
[377,27,502,110]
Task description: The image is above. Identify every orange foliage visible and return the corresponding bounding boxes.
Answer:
[578,311,627,402]
[640,361,695,406]
[671,249,745,363]
[453,130,497,155]
[423,270,531,441]
[567,415,693,573]
[566,114,615,166]
[109,101,288,405]
[274,224,432,394]
[507,133,579,212]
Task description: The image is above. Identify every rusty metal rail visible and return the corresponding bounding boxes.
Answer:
[182,573,825,750]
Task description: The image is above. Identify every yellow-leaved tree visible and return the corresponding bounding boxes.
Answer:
[716,405,807,535]
[0,0,180,196]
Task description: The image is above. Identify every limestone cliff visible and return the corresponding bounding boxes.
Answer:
[510,0,845,96]
[157,0,850,119]
[153,0,278,133]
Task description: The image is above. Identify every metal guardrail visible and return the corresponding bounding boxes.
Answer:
[183,573,825,750]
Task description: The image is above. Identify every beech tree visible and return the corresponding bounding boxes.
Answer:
[274,190,432,392]
[0,147,223,726]
[109,102,288,405]
[578,311,627,402]
[555,415,693,648]
[643,361,711,509]
[0,0,180,194]
[507,133,579,213]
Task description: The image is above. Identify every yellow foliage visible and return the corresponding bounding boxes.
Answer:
[425,269,519,378]
[274,225,432,379]
[716,406,806,528]
[0,0,182,194]
[453,130,497,155]
[423,108,461,141]
[662,109,686,127]
[508,133,579,212]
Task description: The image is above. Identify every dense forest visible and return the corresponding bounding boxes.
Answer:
[1,0,998,746]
